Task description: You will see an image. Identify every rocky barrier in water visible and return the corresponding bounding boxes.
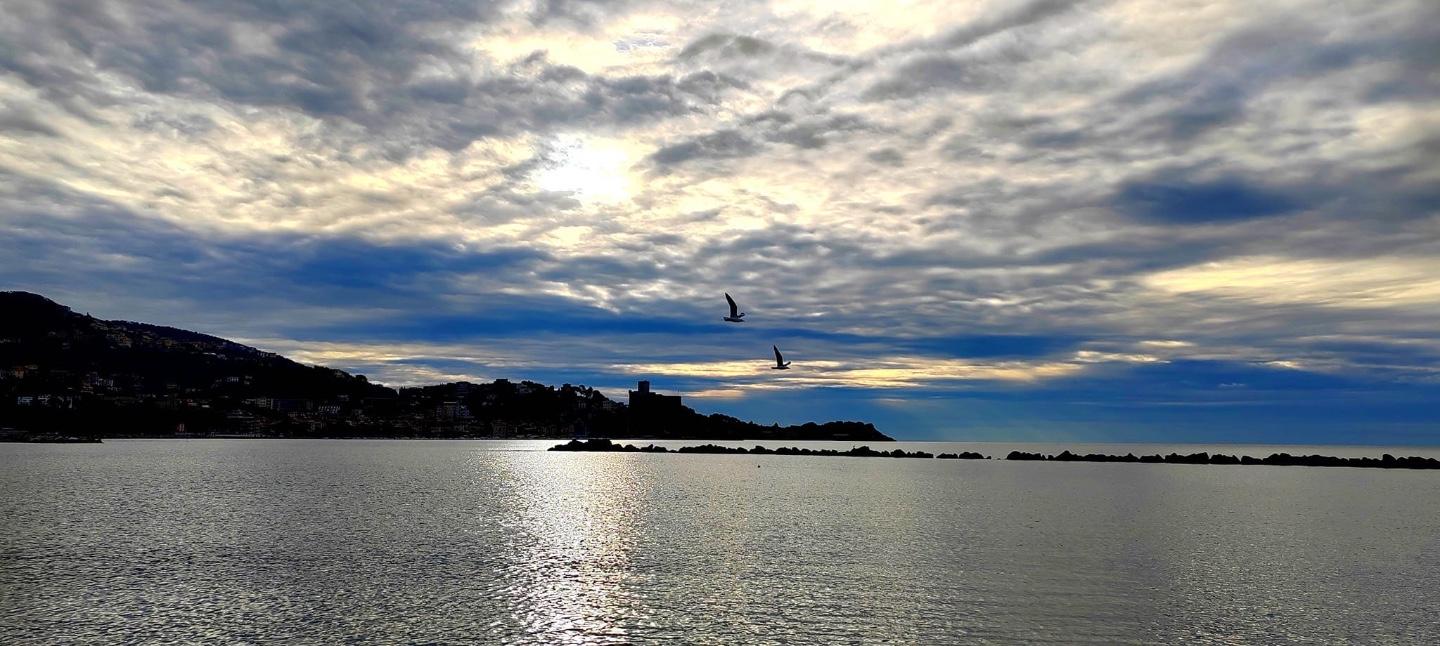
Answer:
[548,439,1440,469]
[1006,450,1440,469]
[0,432,102,443]
[549,438,955,458]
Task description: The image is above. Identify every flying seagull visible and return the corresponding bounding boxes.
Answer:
[771,345,791,370]
[723,293,746,323]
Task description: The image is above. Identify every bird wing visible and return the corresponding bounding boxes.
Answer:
[773,345,784,364]
[725,293,738,317]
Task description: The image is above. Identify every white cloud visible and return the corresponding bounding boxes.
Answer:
[1145,256,1440,309]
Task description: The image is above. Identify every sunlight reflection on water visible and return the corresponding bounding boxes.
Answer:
[2,440,1439,644]
[497,454,650,643]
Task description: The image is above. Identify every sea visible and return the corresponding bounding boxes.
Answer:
[3,439,1438,644]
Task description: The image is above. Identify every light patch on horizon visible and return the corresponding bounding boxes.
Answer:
[1146,257,1440,309]
[237,338,530,376]
[684,388,747,399]
[1139,340,1195,348]
[615,350,1164,389]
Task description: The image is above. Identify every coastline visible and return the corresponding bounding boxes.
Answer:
[9,436,1440,456]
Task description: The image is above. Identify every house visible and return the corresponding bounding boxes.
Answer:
[244,397,275,410]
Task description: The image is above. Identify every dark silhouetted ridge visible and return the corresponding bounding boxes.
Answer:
[1,291,892,441]
[0,291,389,401]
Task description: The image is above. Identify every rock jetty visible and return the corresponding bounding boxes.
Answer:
[549,438,939,458]
[1005,450,1440,469]
[548,439,1440,469]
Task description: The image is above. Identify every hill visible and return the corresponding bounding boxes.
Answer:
[0,291,389,400]
[0,292,892,441]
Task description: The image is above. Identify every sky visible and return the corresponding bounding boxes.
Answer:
[2,0,1438,444]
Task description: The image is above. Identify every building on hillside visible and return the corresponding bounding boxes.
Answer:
[627,381,685,436]
[244,397,275,410]
[435,401,469,422]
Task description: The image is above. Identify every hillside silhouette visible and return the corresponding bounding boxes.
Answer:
[0,292,891,442]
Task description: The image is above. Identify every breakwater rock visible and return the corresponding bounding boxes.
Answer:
[548,439,1439,469]
[549,438,936,458]
[548,438,668,453]
[1005,450,1440,469]
[0,432,101,443]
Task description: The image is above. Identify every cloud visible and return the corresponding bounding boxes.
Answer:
[646,109,879,170]
[680,34,777,60]
[0,106,60,137]
[3,0,1439,441]
[865,148,905,167]
[1114,174,1301,223]
[858,0,1092,102]
[648,129,759,166]
[1145,256,1440,309]
[0,2,737,156]
[1115,12,1440,141]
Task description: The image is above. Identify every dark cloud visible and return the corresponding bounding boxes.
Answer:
[672,30,857,96]
[680,34,777,60]
[1114,174,1302,224]
[0,170,541,297]
[915,116,954,138]
[0,107,59,137]
[1021,128,1088,151]
[129,112,217,137]
[675,70,751,102]
[862,53,1010,101]
[0,1,468,131]
[768,112,875,149]
[0,1,736,155]
[859,0,1083,101]
[4,2,484,110]
[1117,18,1440,142]
[527,0,640,27]
[648,129,760,166]
[365,53,730,153]
[647,110,878,169]
[934,0,1082,50]
[452,187,583,225]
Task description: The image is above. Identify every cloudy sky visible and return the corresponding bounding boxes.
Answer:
[3,0,1438,443]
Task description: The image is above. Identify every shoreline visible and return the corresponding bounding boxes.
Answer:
[6,434,1440,451]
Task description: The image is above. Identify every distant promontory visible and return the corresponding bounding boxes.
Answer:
[0,291,891,442]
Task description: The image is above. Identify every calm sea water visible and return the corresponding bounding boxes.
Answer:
[3,440,1438,644]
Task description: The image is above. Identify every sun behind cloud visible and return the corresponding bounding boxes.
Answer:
[533,135,637,204]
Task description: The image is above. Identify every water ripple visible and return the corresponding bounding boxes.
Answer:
[2,440,1438,644]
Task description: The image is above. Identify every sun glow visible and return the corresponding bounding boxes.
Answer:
[533,135,635,204]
